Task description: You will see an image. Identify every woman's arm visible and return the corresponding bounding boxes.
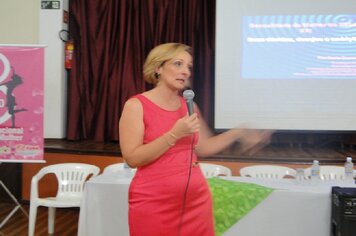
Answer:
[119,98,175,167]
[194,106,272,157]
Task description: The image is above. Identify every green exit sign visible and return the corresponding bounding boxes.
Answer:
[41,1,60,9]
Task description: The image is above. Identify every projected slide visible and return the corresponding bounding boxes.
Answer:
[242,14,356,79]
[215,0,356,131]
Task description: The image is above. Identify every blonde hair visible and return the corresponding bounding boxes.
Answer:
[143,43,192,85]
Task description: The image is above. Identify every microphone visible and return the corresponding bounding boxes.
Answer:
[183,90,195,116]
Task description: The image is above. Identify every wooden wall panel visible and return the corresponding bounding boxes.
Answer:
[0,163,22,201]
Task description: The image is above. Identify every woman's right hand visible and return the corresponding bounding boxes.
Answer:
[170,113,200,139]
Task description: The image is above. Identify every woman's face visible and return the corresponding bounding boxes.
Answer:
[156,51,193,90]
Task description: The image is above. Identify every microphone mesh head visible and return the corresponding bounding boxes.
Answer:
[183,90,195,100]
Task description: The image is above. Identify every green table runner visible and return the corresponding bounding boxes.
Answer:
[208,178,273,236]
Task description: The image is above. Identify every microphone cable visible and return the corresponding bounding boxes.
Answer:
[177,134,196,236]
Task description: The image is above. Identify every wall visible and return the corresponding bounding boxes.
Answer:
[0,0,67,138]
[39,0,68,138]
[0,1,39,44]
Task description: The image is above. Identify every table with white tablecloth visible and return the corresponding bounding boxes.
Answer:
[221,176,352,236]
[78,170,355,236]
[78,171,132,236]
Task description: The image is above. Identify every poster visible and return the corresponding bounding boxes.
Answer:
[0,45,44,162]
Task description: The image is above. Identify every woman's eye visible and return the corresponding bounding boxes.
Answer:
[174,61,182,67]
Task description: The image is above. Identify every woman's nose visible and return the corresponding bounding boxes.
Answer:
[183,66,191,76]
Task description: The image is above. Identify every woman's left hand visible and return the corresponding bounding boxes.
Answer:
[236,129,273,155]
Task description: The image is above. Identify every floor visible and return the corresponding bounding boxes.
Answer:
[0,203,79,236]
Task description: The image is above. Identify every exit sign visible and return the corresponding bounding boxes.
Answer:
[41,1,60,9]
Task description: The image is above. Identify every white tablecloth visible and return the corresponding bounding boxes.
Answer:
[78,171,133,236]
[221,177,353,236]
[78,171,355,236]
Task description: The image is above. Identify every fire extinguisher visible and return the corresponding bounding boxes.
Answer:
[65,40,74,69]
[59,29,74,70]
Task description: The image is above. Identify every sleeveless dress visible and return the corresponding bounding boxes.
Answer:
[128,94,215,236]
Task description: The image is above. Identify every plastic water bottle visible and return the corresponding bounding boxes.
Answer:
[310,160,320,183]
[344,157,354,184]
[295,168,305,184]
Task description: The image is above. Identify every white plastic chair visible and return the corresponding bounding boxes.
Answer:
[239,165,297,179]
[103,162,136,174]
[304,165,356,180]
[28,163,100,236]
[199,163,232,178]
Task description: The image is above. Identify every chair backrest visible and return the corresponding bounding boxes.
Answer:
[239,165,297,179]
[304,165,355,180]
[199,163,232,178]
[103,163,137,174]
[34,163,100,200]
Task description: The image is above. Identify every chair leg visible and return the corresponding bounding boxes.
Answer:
[28,203,38,236]
[48,207,56,234]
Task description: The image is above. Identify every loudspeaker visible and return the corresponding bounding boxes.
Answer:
[331,187,356,236]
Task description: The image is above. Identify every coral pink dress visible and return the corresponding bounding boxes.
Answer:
[128,94,215,236]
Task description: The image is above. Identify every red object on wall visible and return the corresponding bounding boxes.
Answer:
[65,41,74,69]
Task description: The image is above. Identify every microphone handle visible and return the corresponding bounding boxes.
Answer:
[186,100,194,116]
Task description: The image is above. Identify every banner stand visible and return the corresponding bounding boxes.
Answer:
[0,162,28,229]
[0,44,45,228]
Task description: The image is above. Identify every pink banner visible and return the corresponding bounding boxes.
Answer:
[0,45,44,162]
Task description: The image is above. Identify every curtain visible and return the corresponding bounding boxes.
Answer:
[67,0,215,141]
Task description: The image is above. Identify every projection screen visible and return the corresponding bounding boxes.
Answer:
[215,0,356,131]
